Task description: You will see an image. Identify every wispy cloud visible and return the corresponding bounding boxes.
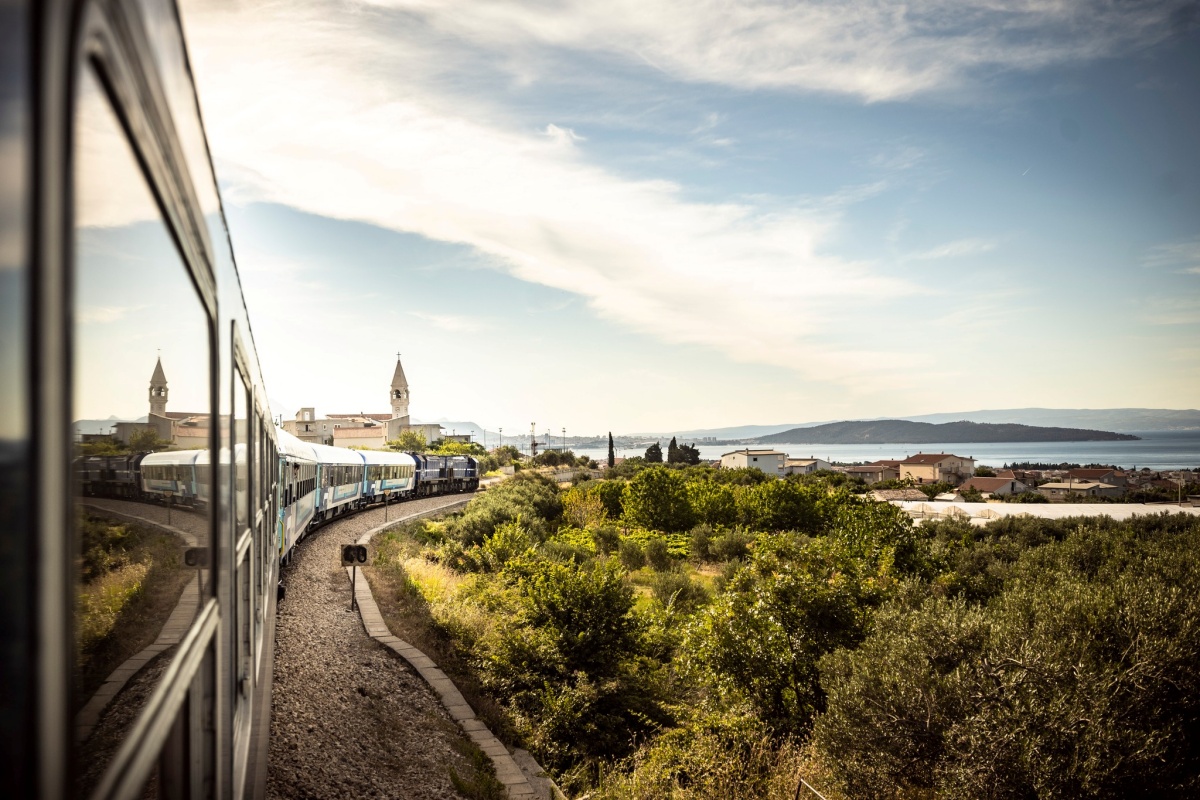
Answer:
[185,1,923,389]
[908,238,998,260]
[361,0,1181,102]
[1142,237,1200,274]
[79,305,140,324]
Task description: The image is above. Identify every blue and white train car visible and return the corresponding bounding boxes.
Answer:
[311,443,367,522]
[276,429,318,563]
[362,449,418,504]
[140,449,206,506]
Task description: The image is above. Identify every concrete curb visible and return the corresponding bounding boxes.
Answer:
[347,497,563,800]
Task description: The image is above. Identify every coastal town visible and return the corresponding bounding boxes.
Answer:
[715,447,1197,504]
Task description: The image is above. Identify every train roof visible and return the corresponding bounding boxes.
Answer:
[308,442,367,466]
[359,449,417,466]
[141,449,206,466]
[276,427,318,462]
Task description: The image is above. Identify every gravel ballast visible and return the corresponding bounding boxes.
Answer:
[268,497,481,800]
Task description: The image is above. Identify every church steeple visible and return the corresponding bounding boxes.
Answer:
[389,353,409,421]
[149,356,168,416]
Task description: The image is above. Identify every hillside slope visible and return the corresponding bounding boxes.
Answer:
[753,420,1139,444]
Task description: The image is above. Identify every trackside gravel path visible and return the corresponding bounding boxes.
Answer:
[267,498,477,800]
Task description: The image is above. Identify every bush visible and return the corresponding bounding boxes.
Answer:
[592,525,621,555]
[684,534,876,737]
[448,472,562,545]
[709,530,751,562]
[644,538,672,571]
[814,515,1200,799]
[687,481,738,528]
[623,466,694,532]
[618,539,646,570]
[649,571,709,614]
[688,524,713,562]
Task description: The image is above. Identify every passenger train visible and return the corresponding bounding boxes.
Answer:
[1,1,484,798]
[77,438,480,564]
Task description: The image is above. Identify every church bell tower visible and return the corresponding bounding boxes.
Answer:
[390,353,410,423]
[149,356,168,416]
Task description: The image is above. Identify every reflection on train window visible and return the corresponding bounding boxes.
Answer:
[233,369,249,531]
[71,65,211,796]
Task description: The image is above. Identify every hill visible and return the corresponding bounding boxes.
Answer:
[753,419,1139,444]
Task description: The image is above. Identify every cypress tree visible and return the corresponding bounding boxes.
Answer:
[607,432,615,468]
[667,436,681,464]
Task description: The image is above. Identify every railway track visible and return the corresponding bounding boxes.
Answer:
[268,496,485,799]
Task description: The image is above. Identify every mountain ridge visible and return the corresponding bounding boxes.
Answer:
[752,419,1139,445]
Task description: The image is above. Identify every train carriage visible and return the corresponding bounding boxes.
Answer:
[276,429,317,562]
[361,449,418,504]
[140,449,206,506]
[310,444,367,521]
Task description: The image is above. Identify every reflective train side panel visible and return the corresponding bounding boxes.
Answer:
[1,0,282,797]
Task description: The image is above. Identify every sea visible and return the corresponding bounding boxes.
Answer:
[572,430,1200,471]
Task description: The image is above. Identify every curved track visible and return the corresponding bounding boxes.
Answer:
[268,497,479,799]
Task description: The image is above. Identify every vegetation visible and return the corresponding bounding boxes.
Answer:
[74,511,191,704]
[368,466,1200,799]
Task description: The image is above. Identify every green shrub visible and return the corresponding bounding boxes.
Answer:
[618,539,646,570]
[709,530,751,562]
[592,525,621,555]
[644,538,671,571]
[814,515,1200,799]
[688,524,713,562]
[623,466,695,532]
[649,571,709,614]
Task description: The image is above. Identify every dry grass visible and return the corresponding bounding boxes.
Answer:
[74,511,193,705]
[364,535,520,746]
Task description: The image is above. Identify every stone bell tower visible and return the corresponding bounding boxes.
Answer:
[389,353,410,424]
[149,356,168,416]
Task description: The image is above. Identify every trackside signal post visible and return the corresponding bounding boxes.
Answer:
[342,544,369,610]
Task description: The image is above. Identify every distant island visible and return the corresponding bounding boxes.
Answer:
[752,420,1140,445]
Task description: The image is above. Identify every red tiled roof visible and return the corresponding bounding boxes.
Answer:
[903,453,967,465]
[870,459,903,468]
[1068,468,1115,479]
[960,477,1019,492]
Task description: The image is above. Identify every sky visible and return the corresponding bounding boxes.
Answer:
[173,0,1200,435]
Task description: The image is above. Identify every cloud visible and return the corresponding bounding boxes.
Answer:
[908,238,998,260]
[1141,237,1200,274]
[79,305,141,324]
[360,0,1181,102]
[183,0,923,389]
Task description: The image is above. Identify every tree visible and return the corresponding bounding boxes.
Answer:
[607,432,615,468]
[686,480,738,528]
[679,442,702,465]
[128,427,171,452]
[622,466,694,532]
[667,436,682,464]
[644,442,663,463]
[387,429,428,452]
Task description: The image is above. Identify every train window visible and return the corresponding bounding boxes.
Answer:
[71,64,211,795]
[233,369,250,532]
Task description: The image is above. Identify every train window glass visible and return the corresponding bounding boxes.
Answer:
[72,65,211,795]
[233,369,249,531]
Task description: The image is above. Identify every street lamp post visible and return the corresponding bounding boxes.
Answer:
[499,427,503,449]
